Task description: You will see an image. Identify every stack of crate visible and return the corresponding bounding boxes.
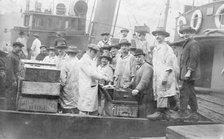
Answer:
[17,61,61,113]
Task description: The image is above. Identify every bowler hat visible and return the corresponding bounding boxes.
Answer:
[65,46,79,53]
[152,27,170,37]
[99,53,112,61]
[120,28,129,33]
[108,43,120,49]
[88,43,100,51]
[40,45,47,49]
[179,26,196,34]
[13,42,24,47]
[47,46,56,51]
[134,49,145,56]
[119,39,131,46]
[56,44,67,49]
[129,46,136,51]
[101,32,110,36]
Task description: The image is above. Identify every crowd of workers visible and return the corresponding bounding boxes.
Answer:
[2,26,221,121]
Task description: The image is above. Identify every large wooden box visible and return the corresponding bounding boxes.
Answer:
[23,65,60,83]
[17,96,58,113]
[21,81,60,96]
[112,100,138,118]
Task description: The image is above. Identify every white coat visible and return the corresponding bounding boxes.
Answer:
[152,42,178,107]
[60,57,79,109]
[31,38,41,60]
[78,53,106,112]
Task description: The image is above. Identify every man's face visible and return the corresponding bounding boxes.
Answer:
[49,50,55,57]
[155,33,165,43]
[89,49,98,59]
[103,35,109,41]
[135,55,145,65]
[40,47,47,53]
[120,45,129,54]
[182,31,191,39]
[139,34,145,40]
[14,46,22,53]
[57,48,65,55]
[122,31,128,37]
[110,47,118,56]
[102,49,110,55]
[101,57,108,66]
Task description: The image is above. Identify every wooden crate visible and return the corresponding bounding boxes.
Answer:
[17,96,58,113]
[112,100,138,118]
[21,81,60,96]
[23,65,60,83]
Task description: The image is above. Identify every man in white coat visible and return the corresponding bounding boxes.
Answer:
[78,44,111,115]
[147,27,178,120]
[60,46,80,114]
[30,33,41,60]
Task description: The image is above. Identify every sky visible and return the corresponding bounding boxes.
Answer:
[0,0,213,42]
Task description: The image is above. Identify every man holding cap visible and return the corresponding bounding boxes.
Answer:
[131,49,155,118]
[97,32,111,48]
[78,44,111,115]
[114,40,136,88]
[147,27,178,120]
[60,46,80,114]
[5,42,24,110]
[30,33,41,60]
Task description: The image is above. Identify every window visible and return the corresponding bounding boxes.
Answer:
[24,15,30,26]
[219,9,224,25]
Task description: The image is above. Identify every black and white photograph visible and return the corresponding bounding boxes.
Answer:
[0,0,224,138]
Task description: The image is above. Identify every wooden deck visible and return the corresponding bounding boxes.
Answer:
[197,93,224,123]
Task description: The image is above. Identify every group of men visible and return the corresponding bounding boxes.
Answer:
[1,25,204,120]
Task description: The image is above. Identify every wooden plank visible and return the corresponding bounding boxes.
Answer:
[198,103,224,123]
[17,96,58,113]
[198,98,224,115]
[166,124,224,139]
[22,81,60,96]
[197,94,224,106]
[24,65,60,83]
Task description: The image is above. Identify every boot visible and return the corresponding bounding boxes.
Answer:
[187,112,199,122]
[147,111,163,120]
[170,110,191,120]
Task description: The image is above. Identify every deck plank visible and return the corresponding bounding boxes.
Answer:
[198,98,224,115]
[197,94,224,106]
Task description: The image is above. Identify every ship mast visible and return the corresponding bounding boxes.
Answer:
[163,0,170,30]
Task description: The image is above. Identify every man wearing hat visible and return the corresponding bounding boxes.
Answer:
[30,33,41,60]
[60,46,80,114]
[147,27,178,120]
[97,53,113,115]
[5,42,24,110]
[133,32,150,57]
[174,26,200,120]
[78,44,111,115]
[108,43,120,70]
[55,44,69,70]
[43,46,57,64]
[119,28,130,43]
[130,49,155,118]
[16,31,28,59]
[114,40,136,88]
[97,32,111,48]
[35,45,48,61]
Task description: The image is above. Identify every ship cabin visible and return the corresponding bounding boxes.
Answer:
[171,0,224,123]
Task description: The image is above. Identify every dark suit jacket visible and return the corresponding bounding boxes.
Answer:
[180,38,200,80]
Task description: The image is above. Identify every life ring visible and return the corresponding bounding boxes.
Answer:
[190,9,202,32]
[177,16,187,37]
[215,4,224,28]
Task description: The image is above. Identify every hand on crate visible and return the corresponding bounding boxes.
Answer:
[131,89,139,96]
